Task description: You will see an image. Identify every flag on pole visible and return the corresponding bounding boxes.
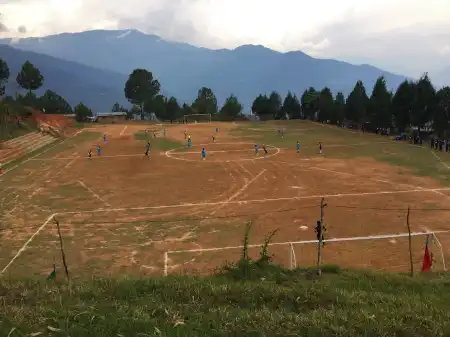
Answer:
[421,235,433,272]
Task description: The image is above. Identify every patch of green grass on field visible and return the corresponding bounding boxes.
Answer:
[233,121,450,184]
[134,132,183,150]
[2,267,450,337]
[232,121,370,149]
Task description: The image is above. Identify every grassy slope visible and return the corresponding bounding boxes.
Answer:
[1,131,102,171]
[232,121,450,185]
[0,119,37,142]
[1,266,450,336]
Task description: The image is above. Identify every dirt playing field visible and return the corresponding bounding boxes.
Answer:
[1,121,450,280]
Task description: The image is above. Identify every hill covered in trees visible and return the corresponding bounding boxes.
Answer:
[0,45,127,111]
[0,29,409,109]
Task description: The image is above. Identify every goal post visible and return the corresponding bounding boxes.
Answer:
[164,230,449,276]
[183,114,212,124]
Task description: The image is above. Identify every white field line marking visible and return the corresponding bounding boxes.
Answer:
[302,140,390,149]
[309,165,449,198]
[60,186,450,215]
[119,126,128,136]
[29,153,148,161]
[5,155,80,218]
[226,169,266,202]
[238,163,253,178]
[431,151,450,170]
[77,180,111,207]
[58,156,78,173]
[167,230,450,254]
[209,169,266,216]
[165,146,281,162]
[170,149,258,155]
[0,213,57,276]
[27,141,386,162]
[0,129,84,177]
[277,161,433,193]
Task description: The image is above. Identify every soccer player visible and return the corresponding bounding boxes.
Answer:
[296,141,300,153]
[153,131,156,138]
[216,127,219,133]
[281,128,285,138]
[103,134,107,143]
[163,129,166,137]
[319,142,323,154]
[188,134,191,141]
[212,135,216,143]
[97,145,101,156]
[184,130,187,139]
[254,144,259,156]
[201,148,206,160]
[263,144,268,157]
[88,149,92,160]
[188,138,192,149]
[144,141,151,159]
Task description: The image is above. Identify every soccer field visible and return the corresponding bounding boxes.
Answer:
[1,121,450,280]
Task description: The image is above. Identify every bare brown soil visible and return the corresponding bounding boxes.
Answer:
[1,122,450,279]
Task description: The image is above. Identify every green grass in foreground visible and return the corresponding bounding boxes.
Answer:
[1,265,450,337]
[134,132,183,150]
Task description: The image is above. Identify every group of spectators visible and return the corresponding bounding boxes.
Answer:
[430,137,450,152]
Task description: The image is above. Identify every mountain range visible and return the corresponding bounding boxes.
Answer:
[0,44,128,111]
[0,29,412,111]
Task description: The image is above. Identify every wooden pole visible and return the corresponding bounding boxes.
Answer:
[54,217,70,284]
[406,206,414,277]
[316,198,327,276]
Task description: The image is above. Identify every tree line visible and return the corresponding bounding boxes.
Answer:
[0,58,93,122]
[121,68,246,122]
[123,68,449,136]
[252,75,450,137]
[1,57,449,136]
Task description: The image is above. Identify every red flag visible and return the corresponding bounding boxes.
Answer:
[421,235,432,272]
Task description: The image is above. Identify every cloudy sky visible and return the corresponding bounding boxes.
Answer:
[0,0,449,80]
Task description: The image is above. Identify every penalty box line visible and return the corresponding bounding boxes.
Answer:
[59,186,450,215]
[3,186,450,276]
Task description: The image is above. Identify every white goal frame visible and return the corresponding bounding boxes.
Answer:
[164,231,448,276]
[183,114,212,124]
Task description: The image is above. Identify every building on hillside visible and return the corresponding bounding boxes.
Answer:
[95,112,127,123]
[132,112,159,121]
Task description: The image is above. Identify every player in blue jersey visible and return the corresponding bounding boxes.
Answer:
[201,148,206,160]
[254,144,259,156]
[187,138,192,149]
[103,134,107,143]
[296,141,300,153]
[216,127,219,133]
[97,145,101,156]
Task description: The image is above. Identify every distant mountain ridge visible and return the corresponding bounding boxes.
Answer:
[0,44,128,111]
[0,29,410,110]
